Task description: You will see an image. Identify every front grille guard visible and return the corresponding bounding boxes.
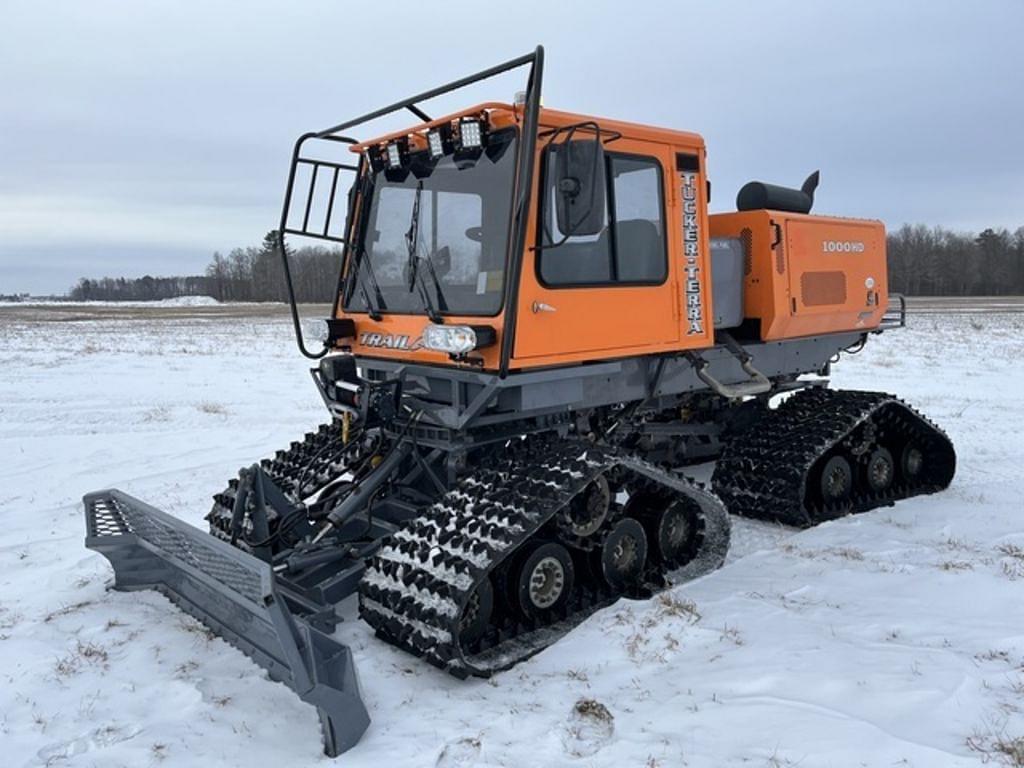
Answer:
[83,489,370,757]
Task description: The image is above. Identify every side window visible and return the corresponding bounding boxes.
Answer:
[539,153,666,286]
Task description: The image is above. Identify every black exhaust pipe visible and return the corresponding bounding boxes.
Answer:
[736,170,820,214]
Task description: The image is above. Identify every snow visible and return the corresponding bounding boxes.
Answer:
[0,296,224,308]
[1,306,1022,767]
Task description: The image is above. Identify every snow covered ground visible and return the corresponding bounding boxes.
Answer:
[0,295,226,308]
[1,305,1022,767]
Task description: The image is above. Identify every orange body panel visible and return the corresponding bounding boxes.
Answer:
[339,106,716,370]
[336,104,886,369]
[708,211,887,340]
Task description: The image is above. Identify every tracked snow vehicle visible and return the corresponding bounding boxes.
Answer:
[84,47,955,756]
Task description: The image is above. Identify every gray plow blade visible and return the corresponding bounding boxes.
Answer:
[84,489,370,757]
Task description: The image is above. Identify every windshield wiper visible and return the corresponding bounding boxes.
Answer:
[412,257,444,323]
[404,182,423,293]
[419,252,450,314]
[350,247,385,320]
[403,182,443,323]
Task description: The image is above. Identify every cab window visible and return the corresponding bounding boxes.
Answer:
[539,153,667,286]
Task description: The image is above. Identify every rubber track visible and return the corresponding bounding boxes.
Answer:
[207,422,352,546]
[711,388,956,526]
[358,438,730,678]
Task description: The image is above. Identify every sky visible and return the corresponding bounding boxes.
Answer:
[2,0,1023,295]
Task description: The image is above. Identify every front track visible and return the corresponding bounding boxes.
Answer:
[358,437,730,677]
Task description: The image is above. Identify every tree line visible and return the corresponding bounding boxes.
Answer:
[887,225,1024,295]
[68,224,1024,302]
[69,232,342,303]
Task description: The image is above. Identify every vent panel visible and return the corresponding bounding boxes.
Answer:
[740,228,753,276]
[800,270,847,306]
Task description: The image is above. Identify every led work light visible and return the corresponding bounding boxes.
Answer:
[458,118,483,149]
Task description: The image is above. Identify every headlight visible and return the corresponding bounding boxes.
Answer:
[421,324,496,355]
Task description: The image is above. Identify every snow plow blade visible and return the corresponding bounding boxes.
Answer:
[83,489,370,757]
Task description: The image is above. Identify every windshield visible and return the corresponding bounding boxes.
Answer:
[345,126,517,316]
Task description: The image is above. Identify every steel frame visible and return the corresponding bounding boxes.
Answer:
[274,47,545,361]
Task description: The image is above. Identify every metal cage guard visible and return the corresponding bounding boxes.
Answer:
[276,46,545,362]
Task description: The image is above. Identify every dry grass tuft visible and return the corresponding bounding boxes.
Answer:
[976,649,1013,664]
[937,560,974,572]
[828,546,865,561]
[719,624,744,646]
[968,726,1024,766]
[656,593,701,622]
[178,616,217,642]
[43,600,94,623]
[142,405,171,423]
[195,401,228,416]
[997,543,1024,561]
[573,698,613,723]
[997,544,1024,580]
[55,640,109,677]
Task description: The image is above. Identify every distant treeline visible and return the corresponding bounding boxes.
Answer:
[69,232,341,303]
[68,225,1024,302]
[887,225,1024,295]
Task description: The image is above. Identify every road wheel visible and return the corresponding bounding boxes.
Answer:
[866,447,895,492]
[458,577,494,644]
[820,455,853,503]
[901,443,924,481]
[648,501,699,566]
[516,542,574,617]
[565,475,611,538]
[600,518,648,591]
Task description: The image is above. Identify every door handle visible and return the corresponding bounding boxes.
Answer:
[531,301,557,314]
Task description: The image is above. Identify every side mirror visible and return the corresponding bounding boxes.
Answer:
[553,139,606,237]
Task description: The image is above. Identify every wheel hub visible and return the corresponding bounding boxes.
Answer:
[904,447,923,477]
[600,517,649,590]
[822,456,852,500]
[567,476,610,537]
[826,468,847,496]
[663,509,690,549]
[612,535,638,571]
[869,452,894,489]
[528,556,565,609]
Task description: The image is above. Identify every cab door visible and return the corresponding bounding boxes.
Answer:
[512,145,682,366]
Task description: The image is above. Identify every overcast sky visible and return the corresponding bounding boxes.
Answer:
[2,0,1022,294]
